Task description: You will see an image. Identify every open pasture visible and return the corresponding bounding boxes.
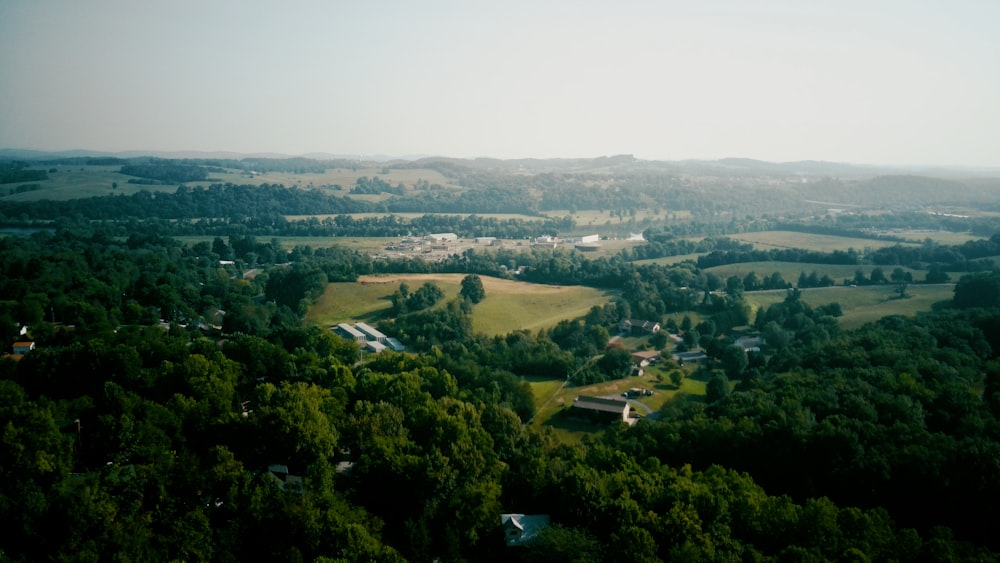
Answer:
[704,261,926,284]
[308,273,614,336]
[191,166,460,191]
[1,165,177,201]
[745,284,954,330]
[730,231,915,252]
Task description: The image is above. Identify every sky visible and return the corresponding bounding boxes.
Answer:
[1,0,998,166]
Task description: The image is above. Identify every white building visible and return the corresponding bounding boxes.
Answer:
[426,233,458,242]
[355,322,387,343]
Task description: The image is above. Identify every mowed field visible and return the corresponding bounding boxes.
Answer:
[729,231,916,252]
[744,284,955,330]
[1,165,178,201]
[705,261,926,283]
[1,164,461,202]
[308,273,615,336]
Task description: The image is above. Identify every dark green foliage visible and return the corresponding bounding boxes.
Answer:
[460,273,486,304]
[953,271,1000,308]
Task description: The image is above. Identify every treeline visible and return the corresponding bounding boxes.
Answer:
[870,234,1000,271]
[0,161,48,184]
[120,161,218,183]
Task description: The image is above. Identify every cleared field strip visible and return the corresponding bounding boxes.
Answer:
[745,284,954,330]
[730,231,916,252]
[308,273,615,336]
[705,261,926,283]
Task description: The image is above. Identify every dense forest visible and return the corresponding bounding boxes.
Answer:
[2,156,1000,560]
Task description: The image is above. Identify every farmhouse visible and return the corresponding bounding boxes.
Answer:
[364,340,387,354]
[631,350,661,366]
[572,396,631,423]
[579,234,600,244]
[500,513,550,547]
[426,232,458,242]
[620,319,661,335]
[475,236,496,244]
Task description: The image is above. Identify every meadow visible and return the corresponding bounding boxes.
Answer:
[729,231,915,252]
[744,284,955,330]
[704,261,926,283]
[307,273,615,336]
[2,163,461,202]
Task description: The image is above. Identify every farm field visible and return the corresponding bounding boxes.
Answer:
[745,284,955,330]
[729,231,916,252]
[284,212,548,222]
[546,208,693,226]
[704,261,926,284]
[308,273,615,336]
[174,235,399,252]
[882,230,982,245]
[1,165,178,201]
[634,252,706,266]
[1,163,462,202]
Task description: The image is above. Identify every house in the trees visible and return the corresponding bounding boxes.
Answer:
[266,464,304,494]
[500,513,550,547]
[12,341,35,355]
[631,349,662,366]
[620,319,661,335]
[571,396,632,423]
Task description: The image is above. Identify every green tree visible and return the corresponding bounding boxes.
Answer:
[460,274,486,304]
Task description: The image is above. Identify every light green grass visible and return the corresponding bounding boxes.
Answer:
[745,284,954,330]
[284,212,548,222]
[527,369,705,444]
[705,262,926,284]
[730,231,915,252]
[1,165,177,201]
[888,230,983,245]
[634,252,705,266]
[307,273,615,336]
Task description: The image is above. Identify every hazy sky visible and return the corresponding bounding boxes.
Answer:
[1,0,998,166]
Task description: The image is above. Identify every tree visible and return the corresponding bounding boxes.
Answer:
[597,347,634,380]
[721,345,749,378]
[705,372,731,403]
[459,274,486,304]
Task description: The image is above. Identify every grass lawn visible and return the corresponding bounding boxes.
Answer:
[730,231,915,252]
[307,273,615,336]
[745,284,955,330]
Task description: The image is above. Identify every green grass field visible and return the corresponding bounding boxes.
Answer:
[307,273,615,336]
[705,261,926,284]
[1,165,178,201]
[527,366,706,443]
[730,231,916,252]
[1,163,462,202]
[745,284,954,330]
